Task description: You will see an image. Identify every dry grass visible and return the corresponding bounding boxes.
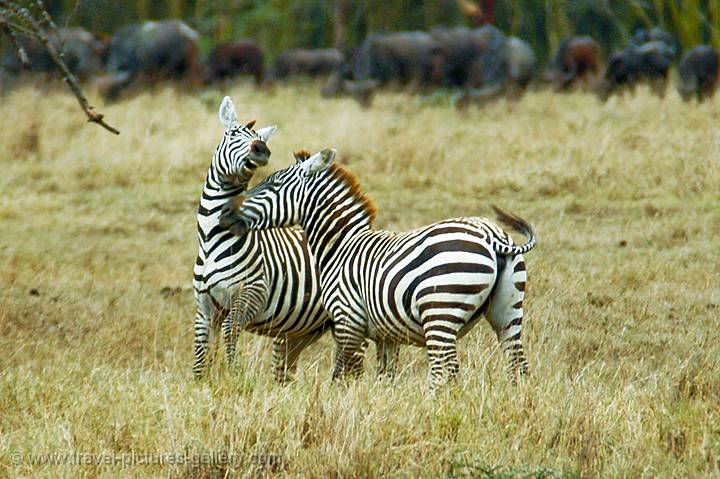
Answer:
[0,81,719,478]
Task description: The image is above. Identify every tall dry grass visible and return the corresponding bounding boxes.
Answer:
[0,81,718,478]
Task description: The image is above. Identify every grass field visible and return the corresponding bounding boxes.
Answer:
[0,82,718,478]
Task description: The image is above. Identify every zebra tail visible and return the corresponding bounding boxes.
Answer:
[490,205,538,256]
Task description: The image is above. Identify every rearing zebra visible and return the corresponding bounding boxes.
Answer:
[219,149,537,388]
[192,97,330,381]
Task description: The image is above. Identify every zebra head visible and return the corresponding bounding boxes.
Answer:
[219,148,337,236]
[213,96,277,188]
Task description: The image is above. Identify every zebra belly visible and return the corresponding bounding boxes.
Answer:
[201,272,326,337]
[246,299,327,336]
[367,312,426,346]
[203,281,239,311]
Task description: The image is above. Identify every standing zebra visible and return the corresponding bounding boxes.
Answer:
[219,149,537,389]
[192,97,330,381]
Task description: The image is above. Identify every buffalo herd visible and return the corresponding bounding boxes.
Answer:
[2,20,718,105]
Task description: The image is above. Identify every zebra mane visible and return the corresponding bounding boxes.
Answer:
[328,164,378,224]
[293,150,312,162]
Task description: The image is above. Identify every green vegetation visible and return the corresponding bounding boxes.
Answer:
[44,0,720,61]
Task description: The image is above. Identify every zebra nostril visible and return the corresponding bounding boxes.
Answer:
[250,141,270,158]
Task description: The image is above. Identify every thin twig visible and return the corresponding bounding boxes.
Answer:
[62,0,81,30]
[0,2,120,135]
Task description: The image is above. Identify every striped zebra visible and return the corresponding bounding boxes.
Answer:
[219,149,537,388]
[192,97,330,381]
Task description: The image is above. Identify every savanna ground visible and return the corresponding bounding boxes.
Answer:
[0,80,718,478]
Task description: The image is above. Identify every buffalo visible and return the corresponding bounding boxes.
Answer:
[205,40,265,84]
[599,41,675,100]
[100,20,201,101]
[429,26,480,87]
[466,36,534,88]
[352,31,440,87]
[1,27,106,79]
[430,25,505,87]
[632,27,675,50]
[455,33,536,107]
[320,55,379,108]
[550,36,600,89]
[274,48,344,79]
[431,25,534,96]
[506,37,536,89]
[677,45,719,101]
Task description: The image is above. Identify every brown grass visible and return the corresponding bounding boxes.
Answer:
[0,82,718,478]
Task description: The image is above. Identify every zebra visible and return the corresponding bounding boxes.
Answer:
[192,96,330,381]
[218,148,537,389]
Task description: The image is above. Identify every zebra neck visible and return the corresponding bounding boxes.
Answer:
[197,168,246,242]
[302,187,373,271]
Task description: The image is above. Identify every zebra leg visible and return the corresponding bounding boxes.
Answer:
[271,330,325,383]
[422,315,463,390]
[271,338,292,383]
[221,314,239,367]
[331,317,368,381]
[376,340,400,379]
[222,284,267,368]
[485,253,529,380]
[193,294,221,379]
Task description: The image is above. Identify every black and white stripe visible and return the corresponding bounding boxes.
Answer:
[192,97,329,381]
[219,149,537,388]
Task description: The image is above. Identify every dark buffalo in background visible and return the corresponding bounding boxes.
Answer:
[455,33,536,106]
[321,57,353,94]
[430,25,505,87]
[677,45,719,101]
[632,27,675,51]
[352,31,439,87]
[320,55,379,107]
[599,40,675,100]
[431,25,534,93]
[0,67,7,90]
[274,48,343,79]
[99,20,200,101]
[429,26,480,87]
[1,27,106,79]
[550,36,600,89]
[205,40,264,84]
[506,36,536,89]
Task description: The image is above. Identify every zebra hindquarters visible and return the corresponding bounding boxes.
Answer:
[417,277,497,389]
[421,309,465,390]
[485,253,529,380]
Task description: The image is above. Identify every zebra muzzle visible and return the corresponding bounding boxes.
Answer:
[247,140,271,167]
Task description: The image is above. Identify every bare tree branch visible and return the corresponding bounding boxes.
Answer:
[0,1,120,135]
[0,18,28,64]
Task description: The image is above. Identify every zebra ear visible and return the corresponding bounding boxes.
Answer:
[256,125,277,143]
[219,96,238,130]
[302,149,337,176]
